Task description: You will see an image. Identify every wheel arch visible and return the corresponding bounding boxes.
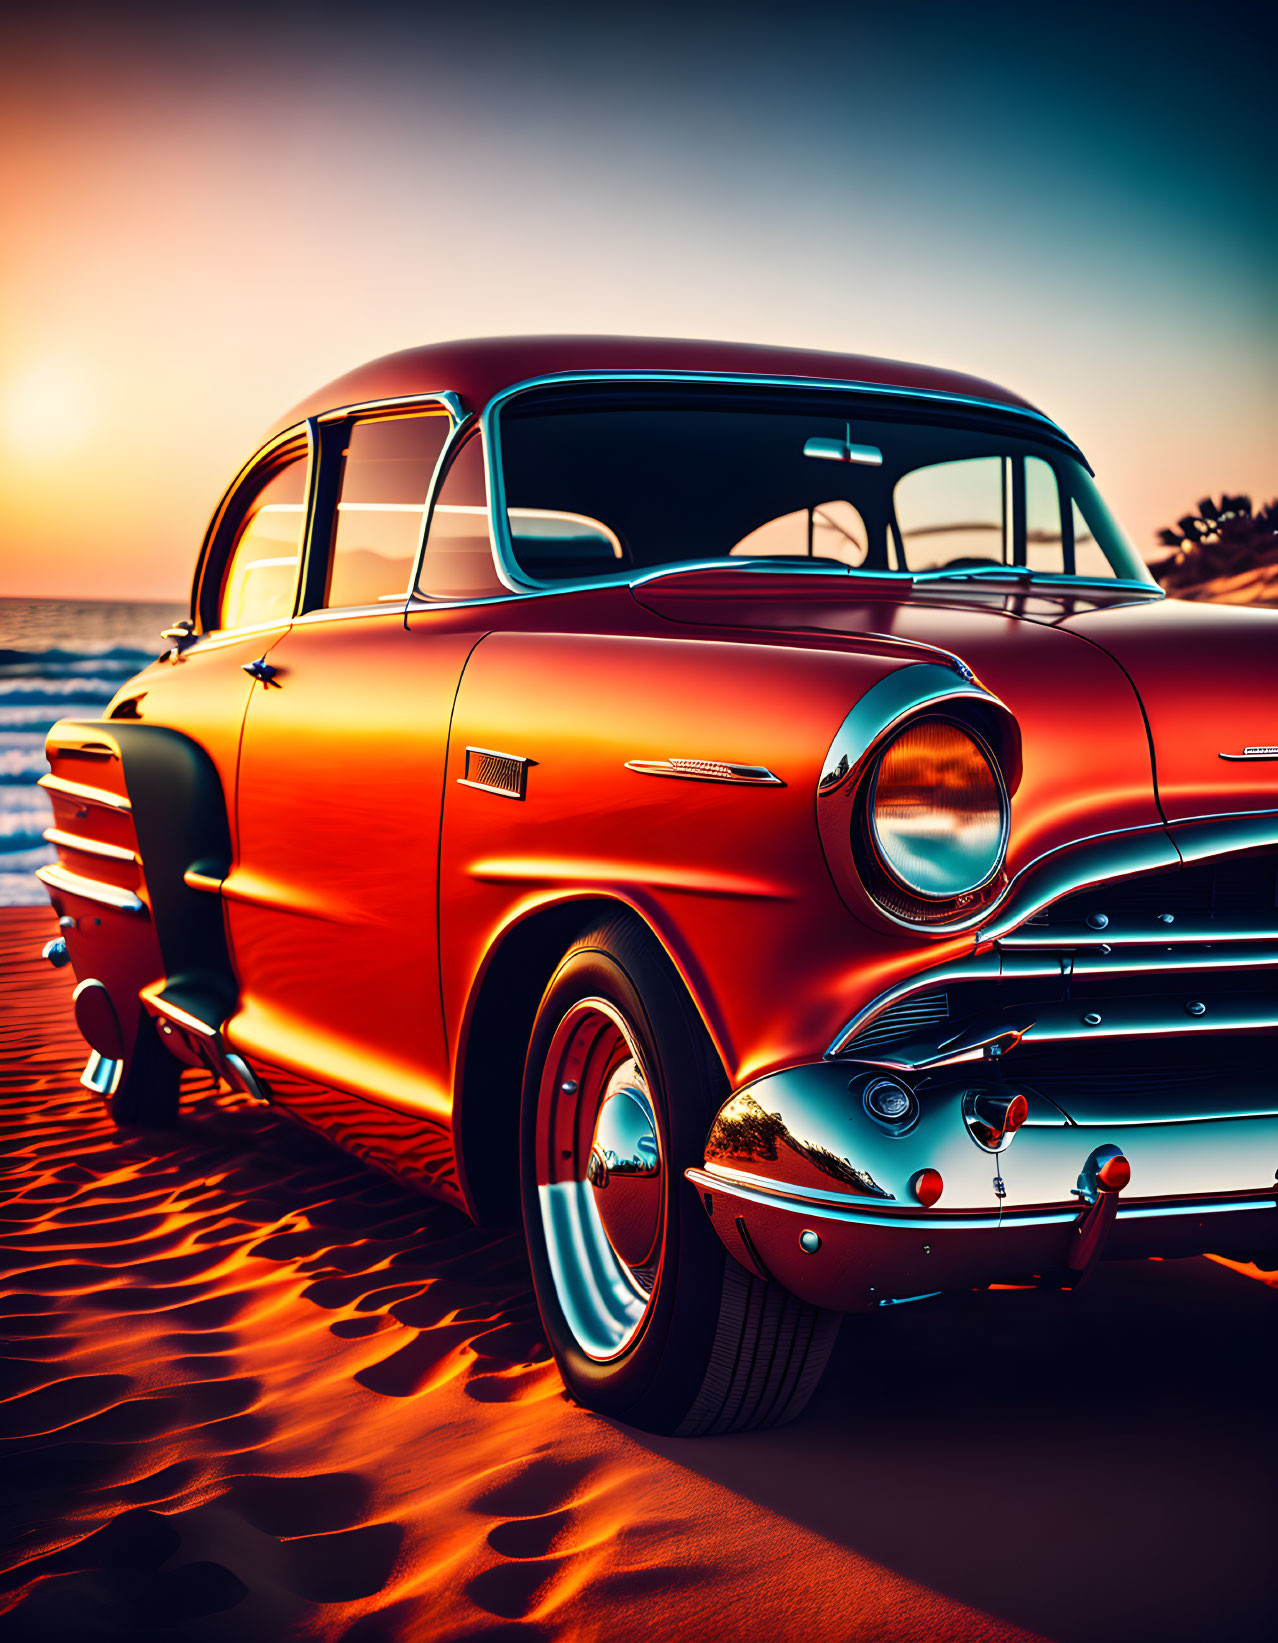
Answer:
[105,722,238,1019]
[451,890,731,1224]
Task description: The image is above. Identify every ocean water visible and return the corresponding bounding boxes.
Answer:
[0,598,183,906]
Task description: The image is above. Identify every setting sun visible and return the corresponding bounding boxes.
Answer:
[0,357,94,461]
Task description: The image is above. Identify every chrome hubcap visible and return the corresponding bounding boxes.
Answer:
[536,1000,665,1361]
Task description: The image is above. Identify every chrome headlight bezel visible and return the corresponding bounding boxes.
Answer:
[864,715,1010,905]
[814,665,1021,937]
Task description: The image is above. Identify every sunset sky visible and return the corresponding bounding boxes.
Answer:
[1,0,1274,601]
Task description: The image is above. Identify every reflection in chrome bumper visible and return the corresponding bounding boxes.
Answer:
[687,1163,1278,1312]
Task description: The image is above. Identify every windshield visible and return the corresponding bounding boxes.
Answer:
[496,387,1152,586]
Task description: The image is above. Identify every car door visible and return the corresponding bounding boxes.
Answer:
[223,404,486,1187]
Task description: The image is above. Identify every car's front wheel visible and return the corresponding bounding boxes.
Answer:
[520,913,840,1435]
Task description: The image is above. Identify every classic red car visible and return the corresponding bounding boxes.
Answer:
[39,336,1278,1435]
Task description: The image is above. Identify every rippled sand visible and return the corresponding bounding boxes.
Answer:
[1,906,1273,1641]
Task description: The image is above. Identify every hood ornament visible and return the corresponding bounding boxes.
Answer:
[1219,746,1278,761]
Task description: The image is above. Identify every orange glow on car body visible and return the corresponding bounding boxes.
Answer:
[37,336,1278,1433]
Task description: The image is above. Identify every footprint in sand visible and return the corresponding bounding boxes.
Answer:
[283,1522,404,1603]
[463,1456,601,1620]
[224,1470,372,1537]
[469,1455,597,1519]
[464,1556,566,1622]
[486,1507,575,1560]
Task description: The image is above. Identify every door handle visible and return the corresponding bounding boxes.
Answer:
[242,658,280,686]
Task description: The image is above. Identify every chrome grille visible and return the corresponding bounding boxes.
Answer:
[1026,847,1278,925]
[832,840,1278,1067]
[843,991,949,1051]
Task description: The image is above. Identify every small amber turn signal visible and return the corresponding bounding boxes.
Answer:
[1096,1152,1131,1192]
[910,1168,944,1207]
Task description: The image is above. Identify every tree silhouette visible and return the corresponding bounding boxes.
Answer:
[1149,494,1278,604]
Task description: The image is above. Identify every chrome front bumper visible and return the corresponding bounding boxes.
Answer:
[688,1061,1278,1312]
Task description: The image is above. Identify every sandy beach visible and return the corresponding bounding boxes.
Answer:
[1,903,1274,1642]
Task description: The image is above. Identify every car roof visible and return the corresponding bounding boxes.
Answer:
[266,334,1048,439]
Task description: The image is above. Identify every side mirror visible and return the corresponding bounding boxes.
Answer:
[160,618,196,656]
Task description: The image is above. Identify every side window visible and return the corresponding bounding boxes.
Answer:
[1070,496,1113,578]
[218,455,307,630]
[416,433,507,601]
[730,500,870,565]
[1025,455,1064,574]
[326,412,450,608]
[894,456,1008,571]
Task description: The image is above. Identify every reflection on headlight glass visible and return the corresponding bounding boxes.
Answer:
[871,721,1004,897]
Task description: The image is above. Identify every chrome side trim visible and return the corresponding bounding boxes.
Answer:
[1219,747,1278,760]
[43,828,137,863]
[36,864,143,913]
[316,389,465,424]
[38,774,131,814]
[625,758,783,786]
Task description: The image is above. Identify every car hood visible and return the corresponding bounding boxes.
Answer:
[1057,597,1278,824]
[632,573,1166,881]
[633,574,1278,832]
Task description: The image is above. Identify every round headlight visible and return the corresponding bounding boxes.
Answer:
[869,719,1007,899]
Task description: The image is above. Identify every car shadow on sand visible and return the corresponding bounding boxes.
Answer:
[632,1253,1278,1643]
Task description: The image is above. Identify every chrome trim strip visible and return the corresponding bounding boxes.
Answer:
[688,1165,1276,1231]
[688,1165,1012,1229]
[1001,942,1278,978]
[625,758,784,786]
[141,988,219,1038]
[290,602,410,626]
[703,1161,897,1207]
[1219,747,1278,760]
[38,775,131,814]
[1116,1196,1278,1220]
[855,995,1278,1072]
[43,828,136,863]
[316,389,464,424]
[1000,914,1278,948]
[36,864,143,913]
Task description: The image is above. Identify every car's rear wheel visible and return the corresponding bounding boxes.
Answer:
[520,912,841,1435]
